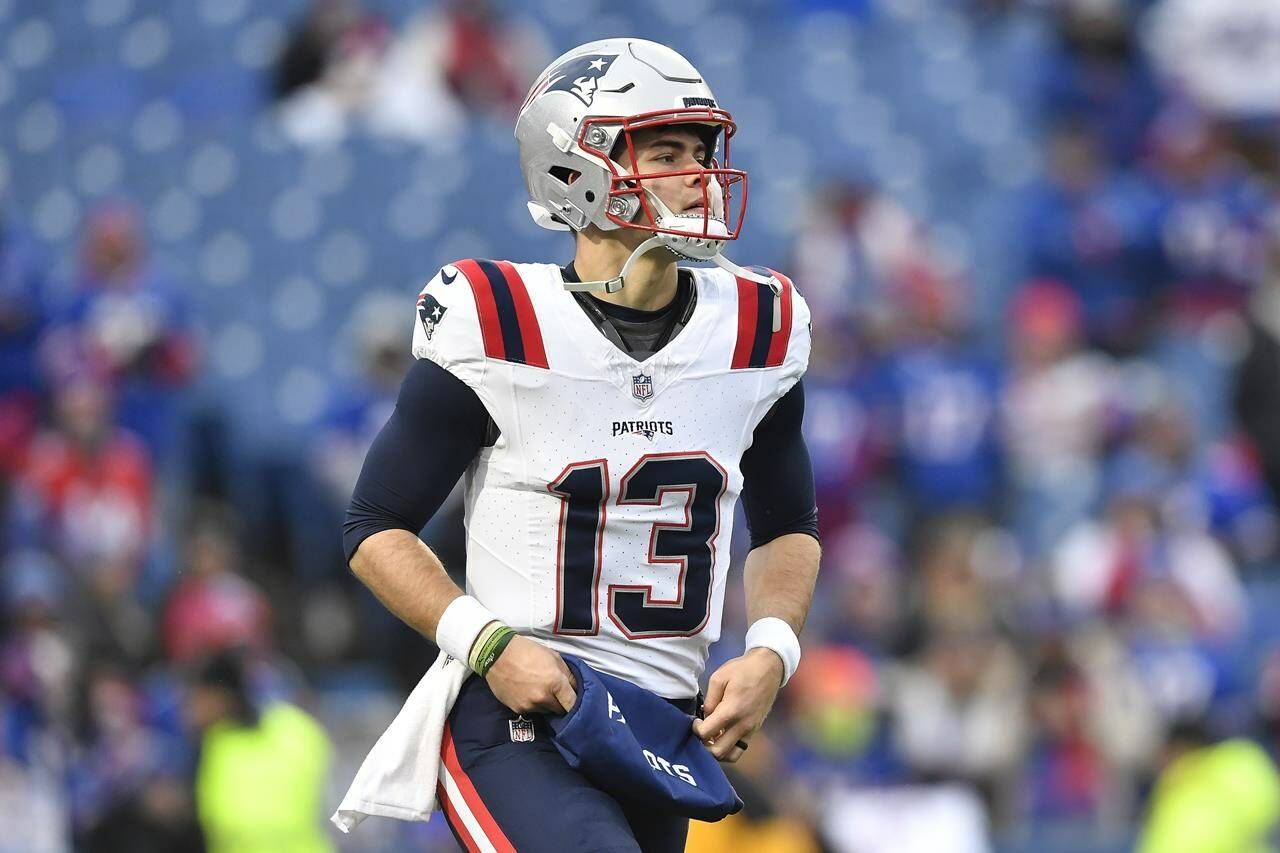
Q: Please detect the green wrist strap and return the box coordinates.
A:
[473,626,517,677]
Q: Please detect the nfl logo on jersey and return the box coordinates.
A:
[632,373,653,402]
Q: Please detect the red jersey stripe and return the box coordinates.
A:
[496,260,549,369]
[764,269,794,367]
[731,275,759,369]
[453,259,505,362]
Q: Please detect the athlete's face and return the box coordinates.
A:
[617,126,714,219]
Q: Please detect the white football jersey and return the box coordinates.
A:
[411,259,811,697]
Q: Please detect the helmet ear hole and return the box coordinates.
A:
[548,166,581,186]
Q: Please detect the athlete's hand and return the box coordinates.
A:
[484,636,578,715]
[691,647,784,763]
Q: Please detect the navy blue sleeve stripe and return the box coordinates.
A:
[476,259,527,365]
[747,282,774,368]
[342,357,490,563]
[740,380,820,550]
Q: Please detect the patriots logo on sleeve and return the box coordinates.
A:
[417,292,448,341]
[525,54,618,108]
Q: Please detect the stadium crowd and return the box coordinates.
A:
[3,0,1280,851]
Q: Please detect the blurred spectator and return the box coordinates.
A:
[0,208,49,476]
[1142,105,1271,316]
[874,276,1004,519]
[812,524,906,658]
[1041,0,1161,164]
[888,625,1027,826]
[70,659,198,850]
[1234,214,1280,510]
[275,0,392,145]
[792,182,955,344]
[1111,378,1274,566]
[0,549,74,853]
[1020,623,1168,834]
[801,364,886,536]
[439,0,532,114]
[43,202,196,468]
[1024,122,1164,353]
[162,511,271,665]
[274,0,368,100]
[365,0,548,144]
[1062,623,1164,825]
[1138,720,1280,853]
[903,513,1016,643]
[1023,656,1104,826]
[312,296,409,508]
[781,644,901,790]
[16,375,154,658]
[1053,453,1247,640]
[188,650,333,853]
[1001,279,1115,555]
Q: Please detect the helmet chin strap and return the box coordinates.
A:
[565,181,783,331]
[564,240,784,333]
[561,235,669,294]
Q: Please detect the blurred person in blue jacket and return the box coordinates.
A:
[1142,105,1273,317]
[42,202,197,468]
[1025,122,1164,353]
[874,272,1004,521]
[1039,0,1162,165]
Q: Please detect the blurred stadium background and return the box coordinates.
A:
[4,0,1280,850]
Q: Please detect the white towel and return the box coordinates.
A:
[331,651,470,833]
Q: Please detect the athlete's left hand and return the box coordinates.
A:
[691,647,784,763]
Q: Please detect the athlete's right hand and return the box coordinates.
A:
[484,636,578,715]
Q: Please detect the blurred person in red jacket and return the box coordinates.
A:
[19,374,153,650]
[163,510,271,665]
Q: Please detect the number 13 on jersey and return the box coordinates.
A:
[548,452,727,640]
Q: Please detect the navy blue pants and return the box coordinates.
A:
[438,676,693,852]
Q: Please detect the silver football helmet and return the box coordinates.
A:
[515,38,776,295]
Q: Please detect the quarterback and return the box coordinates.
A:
[344,38,820,851]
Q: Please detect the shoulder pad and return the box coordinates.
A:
[730,267,810,376]
[412,260,550,377]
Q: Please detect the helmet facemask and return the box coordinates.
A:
[578,108,747,262]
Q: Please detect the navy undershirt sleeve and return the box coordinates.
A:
[342,357,490,563]
[739,380,820,550]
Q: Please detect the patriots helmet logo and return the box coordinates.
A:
[527,54,618,108]
[417,292,448,341]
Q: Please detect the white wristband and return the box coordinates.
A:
[744,617,801,686]
[435,595,500,666]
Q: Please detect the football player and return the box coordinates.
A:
[344,38,820,852]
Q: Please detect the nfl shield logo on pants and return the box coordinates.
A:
[632,373,653,402]
[509,716,535,743]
